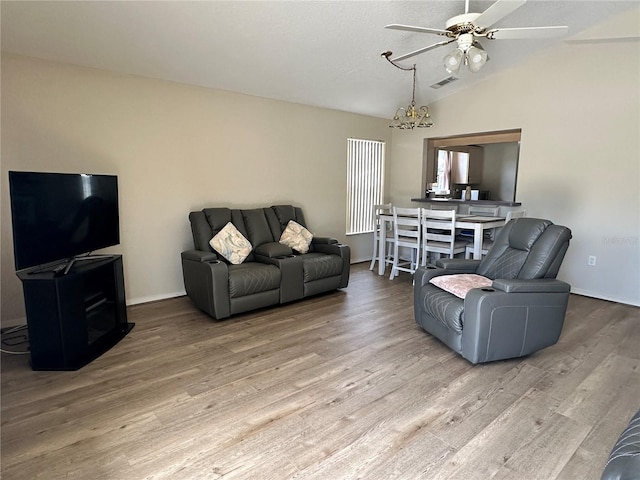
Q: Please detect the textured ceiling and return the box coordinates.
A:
[1,1,637,119]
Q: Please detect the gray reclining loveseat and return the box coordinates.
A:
[414,217,572,364]
[181,204,350,319]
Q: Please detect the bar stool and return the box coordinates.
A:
[389,207,422,280]
[422,209,467,265]
[369,203,393,272]
[465,209,527,258]
[457,205,500,242]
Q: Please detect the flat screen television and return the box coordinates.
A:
[9,171,120,271]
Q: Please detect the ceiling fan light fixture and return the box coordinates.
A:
[384,0,569,76]
[466,44,488,72]
[443,48,464,74]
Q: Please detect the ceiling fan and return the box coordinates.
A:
[384,0,568,74]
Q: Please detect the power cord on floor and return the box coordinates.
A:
[1,325,30,355]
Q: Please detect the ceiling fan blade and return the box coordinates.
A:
[565,36,640,45]
[474,0,527,30]
[486,25,569,40]
[390,39,456,62]
[385,24,450,36]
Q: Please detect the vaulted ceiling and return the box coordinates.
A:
[2,1,637,119]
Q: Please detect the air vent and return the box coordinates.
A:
[430,76,458,89]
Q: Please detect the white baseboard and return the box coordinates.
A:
[571,288,639,307]
[127,290,186,306]
[351,256,371,264]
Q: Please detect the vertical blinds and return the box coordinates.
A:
[346,138,385,235]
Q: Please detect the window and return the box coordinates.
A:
[346,138,385,235]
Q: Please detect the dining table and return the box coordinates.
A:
[377,214,506,275]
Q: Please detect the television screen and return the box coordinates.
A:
[9,171,120,271]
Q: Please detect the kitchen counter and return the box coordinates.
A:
[411,198,522,207]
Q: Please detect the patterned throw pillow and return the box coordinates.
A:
[279,220,313,254]
[429,274,492,299]
[209,222,252,265]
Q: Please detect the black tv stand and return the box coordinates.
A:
[17,255,134,370]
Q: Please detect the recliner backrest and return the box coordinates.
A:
[190,205,309,261]
[476,218,572,280]
[197,207,256,262]
[190,208,237,252]
[271,205,308,231]
[240,208,277,248]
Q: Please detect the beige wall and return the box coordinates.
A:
[389,8,640,305]
[1,54,391,324]
[2,7,638,326]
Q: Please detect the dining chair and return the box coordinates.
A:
[458,205,500,241]
[465,208,527,259]
[369,203,393,272]
[421,209,467,266]
[429,204,458,212]
[468,205,500,216]
[389,207,422,280]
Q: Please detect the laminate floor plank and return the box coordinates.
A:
[2,263,638,480]
[490,411,591,480]
[556,445,605,480]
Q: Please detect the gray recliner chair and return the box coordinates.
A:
[414,218,572,364]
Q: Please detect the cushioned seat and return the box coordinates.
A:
[302,253,344,282]
[419,284,465,333]
[228,263,280,298]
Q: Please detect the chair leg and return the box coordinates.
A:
[369,238,377,270]
[389,244,398,280]
[384,241,393,272]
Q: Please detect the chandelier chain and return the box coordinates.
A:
[381,51,433,130]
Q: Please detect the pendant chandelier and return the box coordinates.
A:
[382,51,434,130]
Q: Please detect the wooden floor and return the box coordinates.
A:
[2,263,639,480]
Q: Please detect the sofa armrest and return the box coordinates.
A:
[492,278,571,294]
[312,236,338,245]
[181,254,230,319]
[414,261,481,288]
[312,242,347,256]
[436,258,482,272]
[415,266,446,288]
[254,242,293,258]
[181,249,218,263]
[461,284,570,363]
